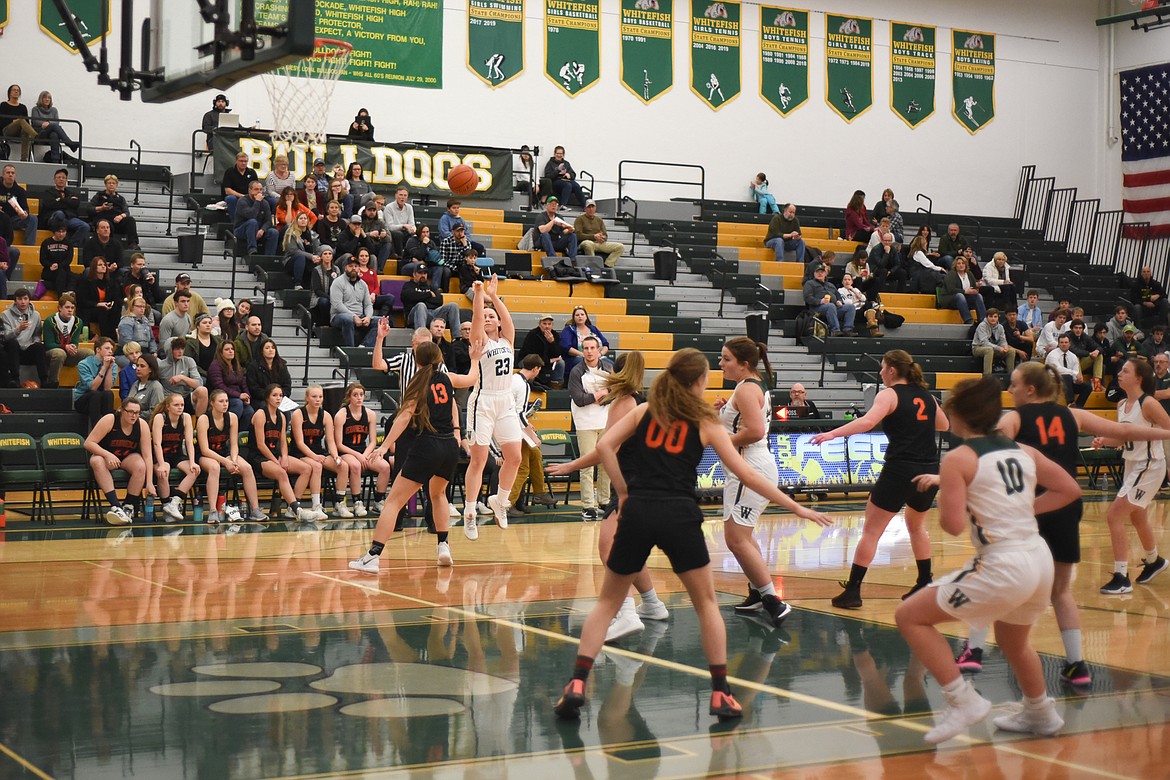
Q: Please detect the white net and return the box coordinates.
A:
[260,39,352,146]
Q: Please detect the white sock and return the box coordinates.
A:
[311,493,321,506]
[941,677,966,695]
[757,581,776,597]
[620,596,637,616]
[638,587,660,605]
[1023,694,1049,708]
[967,626,990,651]
[1060,629,1083,664]
[1115,561,1129,577]
[1145,547,1159,562]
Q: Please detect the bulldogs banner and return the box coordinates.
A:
[621,0,674,104]
[825,14,872,122]
[545,0,601,96]
[468,1,525,88]
[213,133,515,201]
[760,6,809,117]
[890,21,935,127]
[690,0,741,110]
[952,29,995,133]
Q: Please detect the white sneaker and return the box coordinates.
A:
[374,499,385,514]
[105,505,133,526]
[353,501,368,518]
[334,501,354,519]
[476,501,492,516]
[924,681,992,744]
[349,552,380,574]
[437,541,453,567]
[311,504,329,521]
[993,698,1064,736]
[463,508,479,541]
[206,511,222,525]
[605,606,645,643]
[162,497,183,523]
[449,504,461,518]
[488,494,510,529]
[295,506,318,522]
[636,600,670,621]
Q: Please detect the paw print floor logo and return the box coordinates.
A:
[151,661,518,717]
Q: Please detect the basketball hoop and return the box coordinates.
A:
[261,38,353,146]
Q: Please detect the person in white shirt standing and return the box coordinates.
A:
[382,186,416,259]
[568,335,613,520]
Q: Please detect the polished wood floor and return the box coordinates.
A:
[0,495,1167,779]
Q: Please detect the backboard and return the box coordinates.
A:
[142,0,315,103]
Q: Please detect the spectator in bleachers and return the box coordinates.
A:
[348,108,375,141]
[749,172,779,214]
[569,335,613,520]
[161,272,208,320]
[913,224,947,269]
[246,339,291,402]
[234,180,278,257]
[941,256,986,325]
[535,196,578,264]
[336,214,376,260]
[208,340,253,424]
[201,94,230,147]
[116,342,141,396]
[1035,307,1071,357]
[213,298,238,340]
[1,86,39,162]
[1106,304,1143,343]
[184,313,220,379]
[839,272,883,336]
[320,177,352,220]
[1046,334,1092,408]
[1091,323,1117,380]
[866,218,895,253]
[1141,324,1170,360]
[234,292,252,327]
[439,200,486,256]
[844,190,875,244]
[971,308,1015,376]
[428,317,454,366]
[787,383,821,418]
[960,247,984,283]
[125,353,164,416]
[402,264,461,331]
[45,168,89,247]
[118,293,159,362]
[345,162,371,202]
[402,223,439,276]
[450,319,474,376]
[764,202,806,262]
[159,337,207,416]
[518,314,565,389]
[77,256,118,338]
[0,163,37,246]
[265,156,297,206]
[73,336,116,425]
[871,188,895,222]
[560,305,610,375]
[329,253,378,348]
[1017,289,1044,335]
[1002,309,1033,362]
[158,290,192,357]
[221,151,258,220]
[275,186,316,237]
[908,233,945,294]
[82,219,123,270]
[302,158,330,214]
[936,223,968,268]
[0,212,18,289]
[869,232,907,295]
[1112,323,1142,373]
[575,199,626,268]
[543,146,587,208]
[91,175,140,250]
[980,251,1017,311]
[1129,266,1169,328]
[310,246,339,323]
[234,314,269,370]
[84,395,151,526]
[383,186,416,260]
[845,247,880,301]
[31,91,77,161]
[313,198,346,247]
[0,287,48,387]
[282,210,322,290]
[117,253,164,318]
[44,292,91,389]
[39,221,76,297]
[359,200,393,268]
[804,264,856,336]
[439,224,476,288]
[354,247,393,317]
[1068,318,1105,392]
[885,199,905,243]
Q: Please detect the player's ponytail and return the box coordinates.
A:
[602,351,645,405]
[1013,361,1061,403]
[883,349,927,388]
[723,337,775,389]
[401,341,443,433]
[649,348,717,426]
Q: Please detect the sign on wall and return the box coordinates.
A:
[690,0,741,110]
[952,29,995,133]
[890,21,935,128]
[468,1,524,88]
[307,0,443,88]
[38,0,111,53]
[620,0,674,104]
[696,432,890,490]
[759,6,809,117]
[545,0,601,96]
[825,14,872,122]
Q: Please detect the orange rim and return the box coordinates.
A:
[311,38,353,58]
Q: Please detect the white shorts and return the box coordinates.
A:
[1118,458,1165,509]
[467,391,522,446]
[722,448,779,527]
[932,536,1054,631]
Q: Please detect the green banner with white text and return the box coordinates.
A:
[825,14,872,122]
[890,21,935,127]
[310,0,444,88]
[620,0,674,104]
[545,0,601,96]
[760,6,808,116]
[468,1,524,88]
[690,0,741,110]
[952,29,995,133]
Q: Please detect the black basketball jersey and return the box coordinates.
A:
[881,384,939,464]
[101,413,141,460]
[258,408,284,457]
[204,413,231,456]
[615,394,648,480]
[621,410,705,498]
[417,372,456,437]
[1014,402,1079,477]
[341,406,372,449]
[299,406,327,454]
[159,414,185,460]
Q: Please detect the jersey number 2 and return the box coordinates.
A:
[645,419,688,454]
[913,397,929,421]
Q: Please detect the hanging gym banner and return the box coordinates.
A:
[890,21,935,128]
[38,0,111,53]
[952,29,995,133]
[313,0,444,88]
[759,6,809,117]
[620,0,674,104]
[468,1,524,88]
[213,132,515,200]
[825,14,872,122]
[545,0,601,96]
[690,0,741,110]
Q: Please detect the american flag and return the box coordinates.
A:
[1121,63,1170,237]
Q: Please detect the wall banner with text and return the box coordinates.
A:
[890,21,935,127]
[468,1,524,88]
[825,14,872,122]
[760,6,809,117]
[545,0,601,96]
[690,0,741,110]
[620,0,674,104]
[952,29,995,133]
[310,0,444,88]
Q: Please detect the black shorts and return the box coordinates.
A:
[163,450,187,470]
[1036,499,1082,564]
[607,495,710,576]
[399,436,459,485]
[869,460,938,514]
[245,451,269,476]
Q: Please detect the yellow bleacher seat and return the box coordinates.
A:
[445,293,628,316]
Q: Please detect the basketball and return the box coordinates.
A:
[447,164,479,197]
[21,380,39,389]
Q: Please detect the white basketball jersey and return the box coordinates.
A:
[719,378,770,455]
[963,437,1040,551]
[475,336,515,395]
[1118,395,1164,463]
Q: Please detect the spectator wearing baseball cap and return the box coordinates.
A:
[310,245,341,324]
[336,212,377,261]
[574,200,626,269]
[303,158,331,212]
[517,313,565,389]
[328,252,379,347]
[162,271,210,320]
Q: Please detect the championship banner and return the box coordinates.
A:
[545,0,601,96]
[890,21,935,127]
[310,0,444,88]
[620,0,674,104]
[690,0,741,110]
[952,29,995,133]
[760,6,809,117]
[468,1,524,88]
[38,0,111,53]
[0,2,8,30]
[825,14,872,122]
[214,133,515,201]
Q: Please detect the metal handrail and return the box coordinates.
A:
[617,160,705,205]
[618,195,638,254]
[578,169,596,200]
[129,139,142,205]
[294,304,314,384]
[915,193,933,223]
